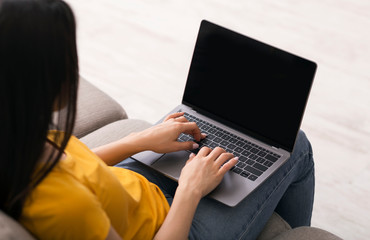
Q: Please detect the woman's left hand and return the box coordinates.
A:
[135,112,206,153]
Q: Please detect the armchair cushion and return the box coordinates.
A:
[272,226,342,240]
[0,211,35,240]
[257,212,291,240]
[80,119,152,149]
[72,77,128,138]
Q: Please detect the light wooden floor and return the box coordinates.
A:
[66,0,370,239]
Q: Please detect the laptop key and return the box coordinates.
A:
[215,131,223,137]
[234,147,243,153]
[236,140,245,147]
[232,167,242,174]
[209,142,218,149]
[227,143,237,150]
[239,156,248,162]
[236,162,246,168]
[178,135,186,142]
[240,171,250,178]
[222,135,231,141]
[246,159,255,165]
[256,157,265,164]
[179,134,191,142]
[214,137,222,143]
[248,175,258,181]
[250,147,259,154]
[244,145,252,151]
[201,138,212,144]
[244,166,263,176]
[241,150,251,157]
[253,162,268,172]
[263,161,273,167]
[207,134,216,140]
[257,151,267,157]
[266,154,279,162]
[232,152,241,157]
[209,128,216,134]
[229,138,237,143]
[249,154,258,160]
[202,125,210,131]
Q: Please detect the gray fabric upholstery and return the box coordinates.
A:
[272,227,343,240]
[72,77,128,138]
[81,119,152,149]
[0,211,35,240]
[257,212,291,240]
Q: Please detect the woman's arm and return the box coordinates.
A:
[92,132,147,166]
[154,148,238,240]
[154,184,200,240]
[92,112,205,166]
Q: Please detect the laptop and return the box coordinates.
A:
[132,20,317,206]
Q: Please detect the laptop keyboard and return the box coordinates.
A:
[177,112,281,181]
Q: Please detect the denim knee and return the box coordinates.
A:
[292,130,315,182]
[295,130,313,159]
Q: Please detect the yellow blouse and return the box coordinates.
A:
[20,134,170,240]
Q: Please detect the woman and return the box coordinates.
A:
[0,0,315,239]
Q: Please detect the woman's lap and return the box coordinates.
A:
[115,130,315,240]
[115,157,179,205]
[188,131,314,239]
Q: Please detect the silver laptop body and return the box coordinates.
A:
[132,20,317,207]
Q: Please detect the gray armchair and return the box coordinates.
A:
[0,77,341,240]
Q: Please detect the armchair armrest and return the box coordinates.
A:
[73,77,128,138]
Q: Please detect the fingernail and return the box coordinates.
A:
[234,157,239,161]
[193,143,199,149]
[189,153,196,158]
[201,133,207,137]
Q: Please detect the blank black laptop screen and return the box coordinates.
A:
[182,20,316,152]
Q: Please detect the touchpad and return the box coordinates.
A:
[131,151,164,165]
[151,151,190,180]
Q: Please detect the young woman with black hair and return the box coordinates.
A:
[0,0,315,239]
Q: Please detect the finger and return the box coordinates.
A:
[185,152,197,165]
[181,122,202,141]
[197,146,212,157]
[187,152,196,161]
[174,116,189,123]
[219,157,239,175]
[215,152,235,168]
[207,147,226,160]
[164,112,184,122]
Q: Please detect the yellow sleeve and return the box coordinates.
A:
[21,172,111,240]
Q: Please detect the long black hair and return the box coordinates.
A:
[0,0,79,219]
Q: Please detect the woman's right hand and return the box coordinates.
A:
[154,147,238,240]
[177,147,238,200]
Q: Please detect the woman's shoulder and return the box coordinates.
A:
[24,166,99,213]
[20,168,111,240]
